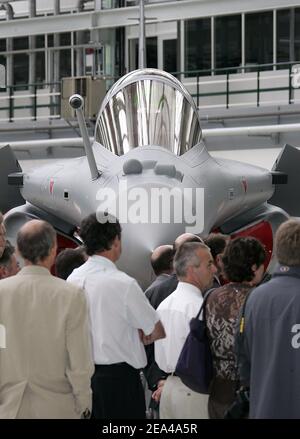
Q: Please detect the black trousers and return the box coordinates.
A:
[208,376,237,419]
[91,363,146,419]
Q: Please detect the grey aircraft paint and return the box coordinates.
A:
[2,69,296,288]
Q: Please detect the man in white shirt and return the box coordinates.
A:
[155,242,217,419]
[68,213,165,419]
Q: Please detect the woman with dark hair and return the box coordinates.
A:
[206,237,266,419]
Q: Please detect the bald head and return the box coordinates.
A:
[174,233,203,251]
[151,244,174,276]
[17,220,57,265]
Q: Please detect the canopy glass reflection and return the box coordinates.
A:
[95,69,202,156]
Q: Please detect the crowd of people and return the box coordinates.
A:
[0,211,300,419]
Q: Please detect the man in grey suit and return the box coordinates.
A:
[145,245,174,298]
[0,220,94,419]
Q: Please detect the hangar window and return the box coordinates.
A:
[184,18,211,77]
[245,11,273,70]
[277,8,300,66]
[128,37,158,71]
[13,37,29,90]
[215,14,241,72]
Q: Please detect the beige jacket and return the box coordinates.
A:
[0,266,94,419]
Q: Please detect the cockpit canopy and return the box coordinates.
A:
[95,69,202,156]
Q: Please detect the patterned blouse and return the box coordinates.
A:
[206,283,251,381]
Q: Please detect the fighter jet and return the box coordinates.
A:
[1,68,298,288]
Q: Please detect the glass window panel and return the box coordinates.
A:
[245,11,273,71]
[163,39,177,74]
[36,35,45,49]
[60,50,71,78]
[59,33,71,78]
[277,9,290,65]
[0,56,5,72]
[75,30,90,45]
[36,35,45,84]
[146,37,158,68]
[48,34,54,47]
[13,37,29,89]
[115,27,125,77]
[0,40,6,78]
[215,14,241,72]
[36,53,45,84]
[128,38,138,71]
[102,0,125,8]
[0,39,6,52]
[13,54,29,88]
[13,37,28,51]
[128,37,157,71]
[277,8,300,65]
[60,33,71,46]
[184,18,211,77]
[295,9,300,62]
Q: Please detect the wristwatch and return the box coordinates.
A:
[81,408,91,419]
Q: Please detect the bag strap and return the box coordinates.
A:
[195,288,215,321]
[233,287,254,386]
[238,287,253,337]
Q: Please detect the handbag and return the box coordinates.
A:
[175,289,214,394]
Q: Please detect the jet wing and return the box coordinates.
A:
[0,145,25,214]
[269,144,300,217]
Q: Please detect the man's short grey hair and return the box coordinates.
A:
[17,221,56,264]
[0,240,15,268]
[275,219,300,266]
[174,242,209,278]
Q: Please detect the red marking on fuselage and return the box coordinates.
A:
[241,178,248,193]
[49,178,54,195]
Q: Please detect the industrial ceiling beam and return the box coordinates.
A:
[0,0,300,38]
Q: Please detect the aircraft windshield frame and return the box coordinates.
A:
[94,70,202,156]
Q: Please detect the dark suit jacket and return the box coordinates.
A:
[145,273,178,310]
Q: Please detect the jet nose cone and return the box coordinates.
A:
[117,221,185,289]
[96,177,204,288]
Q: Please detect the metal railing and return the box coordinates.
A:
[0,81,61,122]
[171,61,300,110]
[1,61,300,122]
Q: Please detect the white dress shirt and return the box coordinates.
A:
[155,281,203,373]
[68,255,159,369]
